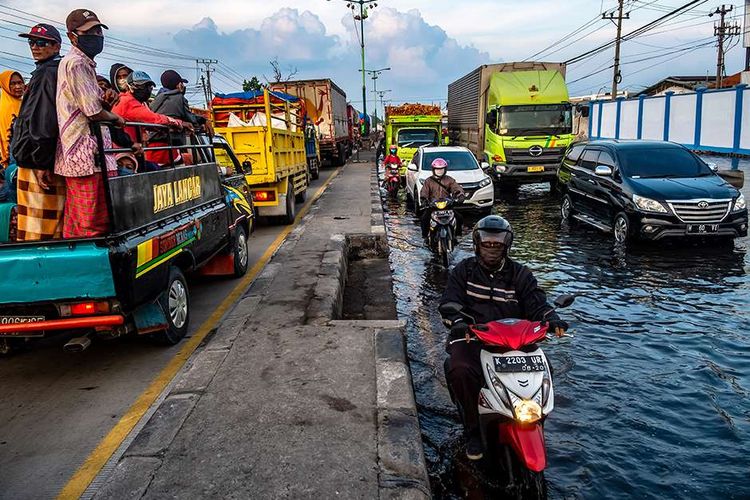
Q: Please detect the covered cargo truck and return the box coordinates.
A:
[211,89,309,225]
[385,103,442,177]
[270,79,351,166]
[447,62,573,188]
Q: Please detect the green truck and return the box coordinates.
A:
[447,62,573,189]
[385,104,442,176]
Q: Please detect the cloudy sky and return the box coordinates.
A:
[0,0,746,113]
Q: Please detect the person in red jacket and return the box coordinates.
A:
[383,145,401,169]
[111,70,189,167]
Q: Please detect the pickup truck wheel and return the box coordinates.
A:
[280,181,296,225]
[154,267,190,345]
[233,225,249,277]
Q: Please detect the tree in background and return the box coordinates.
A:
[242,76,262,92]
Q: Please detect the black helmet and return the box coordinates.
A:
[472,215,513,269]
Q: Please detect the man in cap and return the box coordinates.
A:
[11,23,66,240]
[112,70,187,166]
[56,8,125,238]
[150,69,207,147]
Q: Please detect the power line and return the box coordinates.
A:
[566,0,710,65]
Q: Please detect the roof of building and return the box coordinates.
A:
[635,76,716,96]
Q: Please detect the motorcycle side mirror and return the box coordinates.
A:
[438,302,463,316]
[553,294,576,309]
[408,163,418,172]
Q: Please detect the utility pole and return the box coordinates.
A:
[372,89,391,130]
[360,67,390,128]
[603,0,629,100]
[328,0,379,135]
[711,5,741,88]
[200,75,209,109]
[197,58,218,107]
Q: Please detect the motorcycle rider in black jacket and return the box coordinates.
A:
[440,215,569,460]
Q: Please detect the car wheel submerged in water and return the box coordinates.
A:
[560,194,574,222]
[613,212,631,244]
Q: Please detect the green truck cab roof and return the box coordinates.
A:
[488,70,569,107]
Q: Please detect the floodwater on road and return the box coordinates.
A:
[381,156,750,499]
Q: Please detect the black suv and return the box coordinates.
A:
[557,140,747,243]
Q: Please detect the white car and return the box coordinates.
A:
[405,146,494,213]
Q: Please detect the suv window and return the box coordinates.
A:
[565,144,585,163]
[580,149,600,171]
[597,151,615,167]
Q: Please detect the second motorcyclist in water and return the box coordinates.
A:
[419,157,465,244]
[439,215,569,460]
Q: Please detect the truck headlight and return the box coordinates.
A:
[513,399,542,423]
[479,177,492,188]
[633,194,667,213]
[494,164,506,173]
[733,193,746,212]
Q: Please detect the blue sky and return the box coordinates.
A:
[1,0,746,113]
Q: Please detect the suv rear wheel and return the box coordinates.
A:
[561,194,575,221]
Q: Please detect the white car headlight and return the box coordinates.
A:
[479,176,492,188]
[633,194,668,213]
[733,193,746,211]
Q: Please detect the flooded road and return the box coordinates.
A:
[381,157,750,499]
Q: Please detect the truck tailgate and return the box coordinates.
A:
[0,241,116,305]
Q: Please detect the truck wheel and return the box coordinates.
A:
[311,160,320,180]
[295,188,307,203]
[154,267,190,345]
[336,144,346,166]
[233,225,249,277]
[280,181,296,225]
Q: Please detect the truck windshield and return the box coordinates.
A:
[397,129,439,148]
[619,147,714,179]
[494,104,572,135]
[422,151,478,171]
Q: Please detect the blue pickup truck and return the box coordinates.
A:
[0,124,254,354]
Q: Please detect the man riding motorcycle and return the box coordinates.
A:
[420,157,465,243]
[439,215,569,460]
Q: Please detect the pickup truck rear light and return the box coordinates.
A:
[59,301,111,317]
[252,190,276,202]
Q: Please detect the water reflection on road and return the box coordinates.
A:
[382,157,750,499]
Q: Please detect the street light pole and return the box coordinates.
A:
[328,0,379,135]
[360,67,390,130]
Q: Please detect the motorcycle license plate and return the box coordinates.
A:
[686,224,718,234]
[433,210,452,216]
[493,355,545,373]
[527,166,545,173]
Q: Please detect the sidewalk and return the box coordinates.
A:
[91,156,429,499]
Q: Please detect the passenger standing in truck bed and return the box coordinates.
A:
[11,23,65,241]
[56,9,124,238]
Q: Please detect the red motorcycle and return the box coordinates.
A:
[440,294,575,498]
[384,164,401,196]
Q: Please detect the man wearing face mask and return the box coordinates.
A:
[149,70,206,151]
[109,63,132,94]
[439,215,569,461]
[56,9,125,238]
[112,70,186,167]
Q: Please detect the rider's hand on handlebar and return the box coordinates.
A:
[546,319,569,337]
[450,322,469,339]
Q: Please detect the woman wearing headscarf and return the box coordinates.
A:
[0,70,25,169]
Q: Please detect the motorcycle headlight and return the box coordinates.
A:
[633,194,668,213]
[479,176,492,188]
[435,201,448,210]
[733,193,746,212]
[513,399,542,424]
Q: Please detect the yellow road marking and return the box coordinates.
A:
[58,167,342,499]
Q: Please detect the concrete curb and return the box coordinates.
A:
[370,166,431,500]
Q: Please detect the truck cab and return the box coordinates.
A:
[385,105,442,177]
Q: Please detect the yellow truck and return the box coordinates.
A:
[385,103,442,177]
[211,88,309,224]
